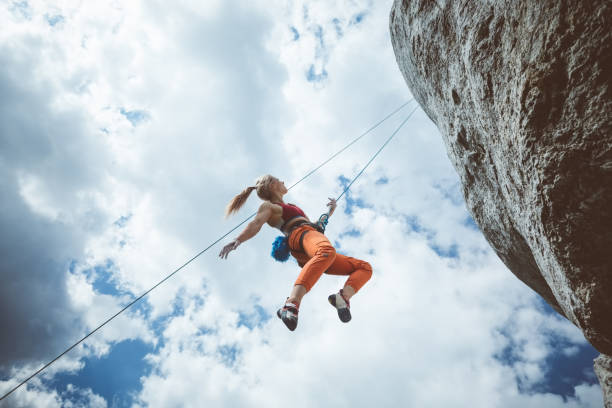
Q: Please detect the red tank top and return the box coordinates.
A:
[274,202,306,225]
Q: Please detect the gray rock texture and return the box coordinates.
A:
[390,0,611,402]
[596,355,612,408]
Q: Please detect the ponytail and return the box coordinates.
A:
[225,186,257,218]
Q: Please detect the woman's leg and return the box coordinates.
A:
[287,284,307,305]
[278,228,337,331]
[325,253,372,323]
[325,253,373,300]
[288,229,336,304]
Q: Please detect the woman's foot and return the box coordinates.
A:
[277,301,299,331]
[328,289,351,323]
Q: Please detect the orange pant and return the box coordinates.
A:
[288,225,372,293]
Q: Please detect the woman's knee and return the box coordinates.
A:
[316,244,336,262]
[361,261,373,279]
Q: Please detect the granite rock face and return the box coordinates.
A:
[390,0,611,402]
[596,355,612,407]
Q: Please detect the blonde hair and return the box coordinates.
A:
[225,174,276,217]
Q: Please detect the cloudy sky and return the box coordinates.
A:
[0,0,603,407]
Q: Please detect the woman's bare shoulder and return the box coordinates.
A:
[259,201,282,213]
[260,201,283,228]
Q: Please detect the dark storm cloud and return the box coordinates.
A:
[0,46,109,373]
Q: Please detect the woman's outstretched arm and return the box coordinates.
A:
[219,203,273,259]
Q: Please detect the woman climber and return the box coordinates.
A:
[218,174,373,331]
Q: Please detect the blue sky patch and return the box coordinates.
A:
[313,25,324,53]
[217,345,240,367]
[170,290,187,317]
[337,175,371,214]
[343,194,368,214]
[332,18,343,38]
[299,21,330,86]
[48,339,153,407]
[404,215,423,233]
[429,243,459,259]
[311,25,329,77]
[350,11,367,25]
[496,338,600,399]
[10,1,32,20]
[46,14,64,27]
[375,176,389,185]
[340,228,361,238]
[114,214,132,228]
[433,181,464,206]
[59,385,99,406]
[536,298,600,396]
[536,297,563,317]
[119,108,150,126]
[148,315,170,346]
[463,216,479,231]
[86,259,123,297]
[84,260,155,324]
[289,26,299,41]
[238,304,271,330]
[495,300,600,399]
[536,339,599,399]
[306,65,328,83]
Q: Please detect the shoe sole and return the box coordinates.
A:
[277,308,298,331]
[328,295,352,323]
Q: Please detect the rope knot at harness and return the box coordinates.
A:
[270,213,329,262]
[316,213,329,232]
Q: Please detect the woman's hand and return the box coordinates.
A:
[218,204,272,260]
[219,239,241,259]
[327,197,337,216]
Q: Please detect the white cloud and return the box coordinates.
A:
[0,378,107,408]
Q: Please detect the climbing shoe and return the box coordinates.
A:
[328,289,351,323]
[277,301,299,331]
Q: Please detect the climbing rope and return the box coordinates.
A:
[337,105,418,202]
[0,99,417,402]
[287,100,414,190]
[315,104,419,231]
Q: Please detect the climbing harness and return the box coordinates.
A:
[0,100,418,403]
[270,213,329,261]
[270,217,326,262]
